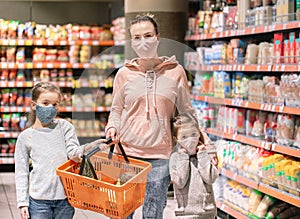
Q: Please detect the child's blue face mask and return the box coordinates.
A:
[35,104,58,124]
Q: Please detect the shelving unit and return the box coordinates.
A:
[186,1,300,218]
[0,35,121,167]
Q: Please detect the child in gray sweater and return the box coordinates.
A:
[169,115,219,219]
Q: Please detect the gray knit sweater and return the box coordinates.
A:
[169,149,219,218]
[14,119,84,208]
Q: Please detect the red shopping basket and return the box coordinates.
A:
[56,142,152,219]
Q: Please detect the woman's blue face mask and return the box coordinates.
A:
[35,103,58,124]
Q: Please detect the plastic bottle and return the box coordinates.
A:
[248,189,263,214]
[254,194,276,218]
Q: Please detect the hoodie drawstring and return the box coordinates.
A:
[145,70,157,113]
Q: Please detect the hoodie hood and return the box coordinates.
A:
[124,56,179,113]
[124,55,178,74]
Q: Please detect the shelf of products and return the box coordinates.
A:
[191,94,300,116]
[206,128,300,157]
[185,20,300,41]
[186,0,300,218]
[216,201,250,219]
[220,167,300,208]
[0,17,126,165]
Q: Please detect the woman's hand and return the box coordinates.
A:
[19,206,30,219]
[106,127,119,144]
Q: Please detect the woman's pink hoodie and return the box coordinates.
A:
[106,56,213,159]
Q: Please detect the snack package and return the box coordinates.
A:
[276,114,295,146]
[254,194,276,218]
[248,189,263,214]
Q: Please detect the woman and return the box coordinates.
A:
[105,14,217,219]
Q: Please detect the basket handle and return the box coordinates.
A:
[108,142,130,163]
[79,138,113,179]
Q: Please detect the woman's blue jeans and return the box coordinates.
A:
[29,196,74,219]
[126,158,170,219]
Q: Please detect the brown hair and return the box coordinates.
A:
[26,82,62,127]
[129,13,159,36]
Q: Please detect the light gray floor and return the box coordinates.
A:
[0,172,177,219]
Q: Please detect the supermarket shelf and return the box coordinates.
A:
[0,131,105,139]
[0,157,14,164]
[221,168,300,208]
[187,63,299,72]
[0,132,19,138]
[207,128,272,150]
[191,95,300,116]
[207,128,300,158]
[258,182,300,208]
[0,81,73,88]
[0,62,117,69]
[216,201,249,219]
[221,168,259,190]
[0,39,114,47]
[185,20,300,41]
[1,106,111,113]
[221,168,258,189]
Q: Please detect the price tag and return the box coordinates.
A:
[16,82,23,87]
[36,40,43,45]
[212,33,216,39]
[60,40,67,46]
[242,65,245,71]
[85,107,92,112]
[47,63,53,68]
[92,40,98,46]
[36,63,43,68]
[260,104,265,110]
[68,106,73,112]
[60,63,67,68]
[2,39,8,45]
[271,105,276,112]
[82,40,89,45]
[0,81,6,87]
[225,31,229,37]
[279,106,284,113]
[268,65,272,71]
[275,65,280,71]
[8,63,15,68]
[18,39,25,45]
[257,65,261,72]
[8,81,14,87]
[18,63,25,69]
[83,63,90,69]
[232,134,237,141]
[73,63,79,68]
[59,81,65,87]
[48,41,54,46]
[245,101,249,108]
[281,65,285,72]
[9,39,16,45]
[251,28,255,34]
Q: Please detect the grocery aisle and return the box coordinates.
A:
[0,172,177,219]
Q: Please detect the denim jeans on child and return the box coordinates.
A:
[126,158,170,219]
[29,196,74,219]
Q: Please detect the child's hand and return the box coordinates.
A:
[19,206,30,219]
[84,139,112,152]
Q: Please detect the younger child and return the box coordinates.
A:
[15,82,110,219]
[169,115,219,219]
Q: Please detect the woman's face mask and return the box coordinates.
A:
[35,104,58,124]
[131,36,159,58]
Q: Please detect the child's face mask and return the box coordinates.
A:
[177,137,199,155]
[131,36,159,58]
[35,103,58,124]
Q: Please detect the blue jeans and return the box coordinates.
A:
[29,196,75,219]
[126,158,170,219]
